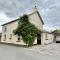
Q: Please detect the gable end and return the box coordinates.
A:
[37,11,44,25]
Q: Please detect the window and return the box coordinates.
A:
[4,26,7,32]
[5,27,7,31]
[9,34,12,40]
[4,34,6,41]
[45,33,48,40]
[16,35,20,42]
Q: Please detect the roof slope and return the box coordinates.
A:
[52,29,60,34]
[2,11,44,26]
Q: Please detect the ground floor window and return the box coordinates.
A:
[16,35,20,42]
[4,34,6,41]
[45,33,48,40]
[9,34,12,40]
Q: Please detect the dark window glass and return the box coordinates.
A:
[16,35,20,42]
[4,26,7,32]
[45,33,48,40]
[9,34,12,40]
[4,34,6,41]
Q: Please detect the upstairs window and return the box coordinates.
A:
[4,26,7,32]
[5,27,7,31]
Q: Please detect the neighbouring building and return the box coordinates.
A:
[1,7,45,45]
[52,29,60,43]
[41,31,54,45]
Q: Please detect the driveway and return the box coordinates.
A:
[0,43,60,60]
[29,43,60,56]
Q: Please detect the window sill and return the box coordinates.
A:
[16,40,20,42]
[46,39,48,40]
[3,40,6,41]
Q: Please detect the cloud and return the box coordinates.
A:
[0,12,11,25]
[39,0,60,31]
[0,11,11,32]
[0,0,60,31]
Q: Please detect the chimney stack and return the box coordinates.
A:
[33,6,38,12]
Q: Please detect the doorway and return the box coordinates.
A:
[37,34,41,44]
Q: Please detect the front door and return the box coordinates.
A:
[37,34,41,44]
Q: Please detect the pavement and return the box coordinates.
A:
[0,43,60,60]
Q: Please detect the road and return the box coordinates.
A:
[0,44,60,60]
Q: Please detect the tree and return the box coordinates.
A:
[13,15,40,46]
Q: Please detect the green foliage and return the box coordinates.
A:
[52,29,60,33]
[13,15,39,46]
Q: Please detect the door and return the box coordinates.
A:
[56,36,60,43]
[37,34,41,44]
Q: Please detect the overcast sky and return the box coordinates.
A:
[0,0,60,32]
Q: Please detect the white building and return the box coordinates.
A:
[52,30,60,43]
[41,31,54,45]
[1,8,44,45]
[1,8,54,45]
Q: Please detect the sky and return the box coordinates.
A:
[0,0,60,32]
